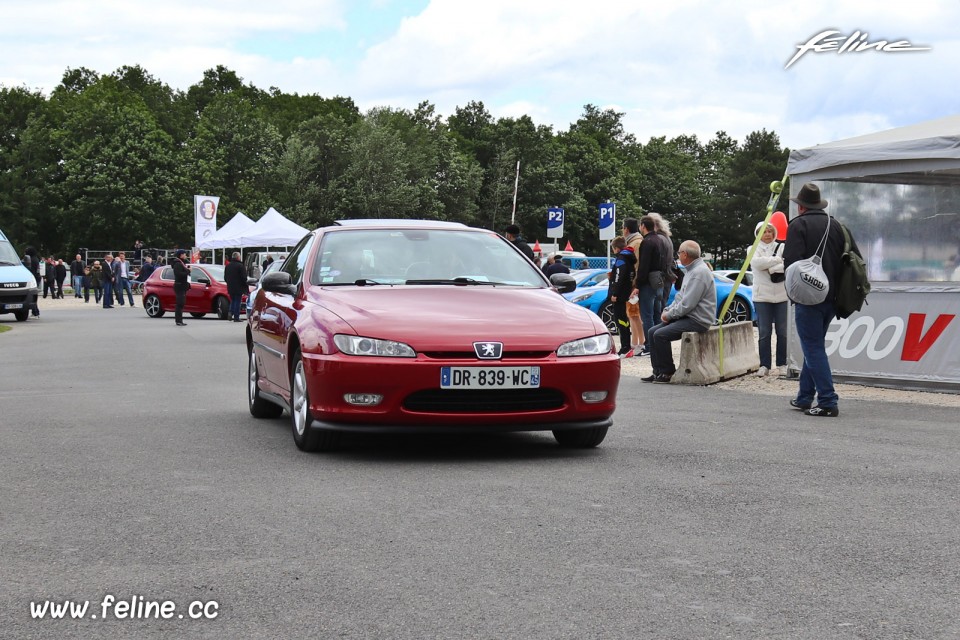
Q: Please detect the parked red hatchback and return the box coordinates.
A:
[246,220,620,452]
[143,264,247,320]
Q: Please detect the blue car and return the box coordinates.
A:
[564,269,755,335]
[667,271,756,324]
[568,268,610,289]
[563,274,617,334]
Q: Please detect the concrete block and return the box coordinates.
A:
[672,321,760,385]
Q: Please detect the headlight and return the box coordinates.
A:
[570,292,594,303]
[334,334,416,357]
[557,334,612,357]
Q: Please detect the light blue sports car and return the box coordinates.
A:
[564,268,755,335]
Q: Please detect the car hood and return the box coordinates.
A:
[309,286,605,350]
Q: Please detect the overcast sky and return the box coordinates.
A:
[1,0,957,150]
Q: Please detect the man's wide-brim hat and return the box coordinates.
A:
[175,249,187,257]
[790,182,828,209]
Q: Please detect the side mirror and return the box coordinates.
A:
[550,273,577,294]
[195,277,211,286]
[261,270,297,296]
[247,277,258,286]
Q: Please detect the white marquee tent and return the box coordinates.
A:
[237,207,310,248]
[197,211,255,250]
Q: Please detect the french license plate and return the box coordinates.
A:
[441,366,541,389]
[4,303,23,310]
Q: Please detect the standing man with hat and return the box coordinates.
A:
[171,249,192,326]
[783,183,861,417]
[504,224,535,261]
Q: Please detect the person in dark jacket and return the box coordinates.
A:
[783,182,862,418]
[224,251,248,322]
[171,249,192,326]
[542,254,570,276]
[137,255,157,282]
[504,224,535,261]
[54,259,67,298]
[87,261,104,303]
[23,247,41,316]
[43,258,57,298]
[100,254,116,308]
[630,216,666,353]
[70,254,86,298]
[608,236,637,357]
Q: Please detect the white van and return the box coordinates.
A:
[244,251,288,279]
[0,229,39,321]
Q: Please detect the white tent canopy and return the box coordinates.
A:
[197,211,256,249]
[238,207,310,247]
[787,114,960,181]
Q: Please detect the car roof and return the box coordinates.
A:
[334,219,468,229]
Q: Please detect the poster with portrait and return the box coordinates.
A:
[194,195,220,247]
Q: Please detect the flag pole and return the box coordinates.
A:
[510,161,520,224]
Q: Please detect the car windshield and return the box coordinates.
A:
[0,240,22,265]
[311,228,548,287]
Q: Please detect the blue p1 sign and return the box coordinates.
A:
[598,202,616,240]
[547,207,564,238]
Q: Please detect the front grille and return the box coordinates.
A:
[420,351,554,360]
[0,293,28,303]
[403,388,565,413]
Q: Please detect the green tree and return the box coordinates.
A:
[0,87,49,247]
[56,77,183,249]
[711,130,789,266]
[184,92,284,221]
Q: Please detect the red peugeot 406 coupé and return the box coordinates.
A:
[246,220,619,452]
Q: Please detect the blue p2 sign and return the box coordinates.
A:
[547,207,564,238]
[598,202,616,240]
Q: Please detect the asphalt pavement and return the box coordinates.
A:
[2,302,959,639]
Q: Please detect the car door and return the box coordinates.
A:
[155,266,176,309]
[256,235,315,393]
[186,266,211,312]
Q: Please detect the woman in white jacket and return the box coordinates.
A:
[750,222,788,376]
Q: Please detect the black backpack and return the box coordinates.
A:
[834,224,870,319]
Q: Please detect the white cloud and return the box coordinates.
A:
[1,0,957,150]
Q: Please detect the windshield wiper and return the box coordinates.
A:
[0,260,20,266]
[354,278,387,286]
[405,277,513,286]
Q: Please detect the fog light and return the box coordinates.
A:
[581,391,608,403]
[344,393,383,406]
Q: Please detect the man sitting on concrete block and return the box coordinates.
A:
[642,240,717,383]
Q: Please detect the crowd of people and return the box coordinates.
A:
[19,241,161,317]
[18,243,256,327]
[506,188,859,417]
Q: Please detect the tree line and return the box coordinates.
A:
[0,64,790,266]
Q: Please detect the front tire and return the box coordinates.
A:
[599,301,617,335]
[15,308,29,321]
[190,312,206,319]
[553,426,608,448]
[291,349,340,452]
[216,296,230,320]
[249,349,283,418]
[720,296,751,324]
[144,294,165,318]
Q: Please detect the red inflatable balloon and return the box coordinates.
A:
[770,210,788,241]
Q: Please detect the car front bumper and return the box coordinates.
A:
[301,351,620,430]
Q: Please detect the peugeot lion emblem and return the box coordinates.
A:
[473,341,503,360]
